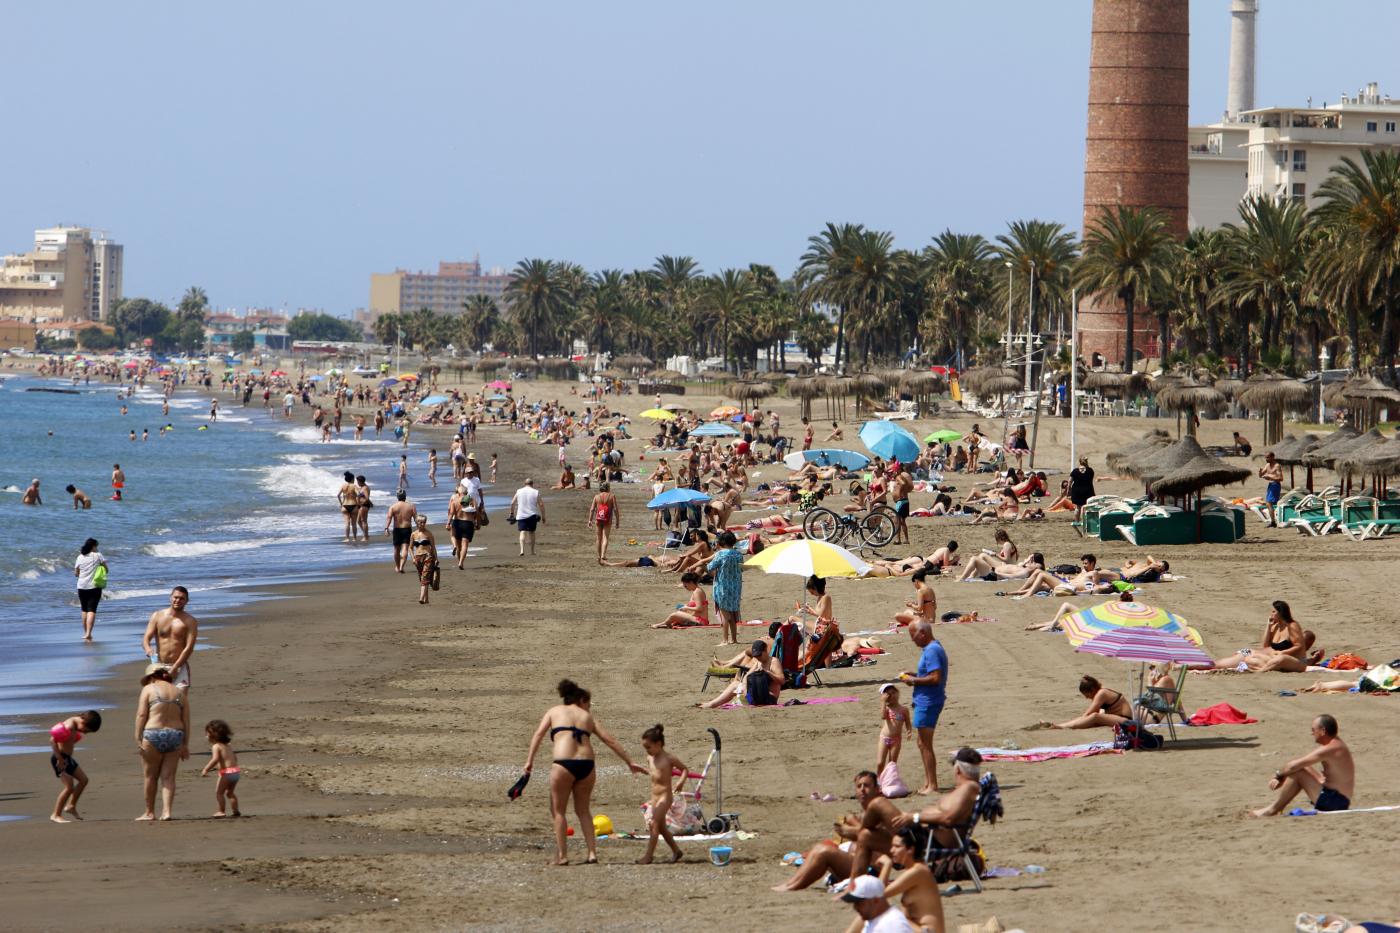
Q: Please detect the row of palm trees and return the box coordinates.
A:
[378,150,1400,381]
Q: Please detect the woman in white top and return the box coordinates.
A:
[510,478,545,557]
[74,538,108,641]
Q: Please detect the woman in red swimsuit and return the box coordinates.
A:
[651,572,711,628]
[589,483,620,565]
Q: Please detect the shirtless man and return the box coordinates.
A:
[890,465,914,546]
[384,490,418,572]
[21,478,42,505]
[892,746,983,846]
[111,464,125,501]
[772,771,901,892]
[141,586,198,694]
[65,484,91,509]
[1250,714,1355,817]
[894,568,937,627]
[1259,451,1285,527]
[956,551,1042,583]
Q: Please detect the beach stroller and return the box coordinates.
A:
[641,728,740,835]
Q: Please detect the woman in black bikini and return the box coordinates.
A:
[1036,675,1133,730]
[523,679,645,865]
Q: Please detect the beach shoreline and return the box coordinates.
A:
[2,370,1399,931]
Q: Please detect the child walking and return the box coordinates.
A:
[638,724,686,864]
[490,453,499,484]
[200,719,242,817]
[876,684,912,774]
[49,710,102,823]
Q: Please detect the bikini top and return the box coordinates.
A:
[150,689,183,709]
[550,725,590,742]
[1271,639,1294,651]
[50,722,82,745]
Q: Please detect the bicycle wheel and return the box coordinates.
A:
[859,509,897,548]
[802,507,844,543]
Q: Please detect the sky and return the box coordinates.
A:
[4,0,1399,315]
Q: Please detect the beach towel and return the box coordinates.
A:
[719,696,859,710]
[1188,703,1258,726]
[976,742,1122,762]
[1322,653,1369,671]
[1287,804,1400,817]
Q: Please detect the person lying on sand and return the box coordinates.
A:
[955,551,1043,583]
[969,488,1019,524]
[1201,601,1323,672]
[1030,675,1132,730]
[1008,553,1120,598]
[864,541,959,579]
[1249,714,1354,817]
[1301,676,1364,694]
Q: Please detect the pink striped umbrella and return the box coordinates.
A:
[1074,626,1213,667]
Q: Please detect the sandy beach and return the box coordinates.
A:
[3,372,1400,932]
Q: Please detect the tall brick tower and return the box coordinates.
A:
[1079,0,1190,367]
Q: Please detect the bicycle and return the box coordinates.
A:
[801,504,897,550]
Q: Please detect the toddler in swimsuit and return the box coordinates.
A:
[876,684,912,773]
[49,710,102,823]
[201,719,242,817]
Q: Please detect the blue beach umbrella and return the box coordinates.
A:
[379,378,399,388]
[308,374,325,382]
[859,421,920,463]
[690,421,740,437]
[420,394,450,405]
[782,448,870,471]
[647,488,711,510]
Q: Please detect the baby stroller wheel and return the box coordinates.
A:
[706,816,728,834]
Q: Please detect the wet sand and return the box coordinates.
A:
[3,375,1399,932]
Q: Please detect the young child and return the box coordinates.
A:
[490,453,499,484]
[876,684,912,774]
[638,724,686,865]
[49,710,101,823]
[200,719,242,817]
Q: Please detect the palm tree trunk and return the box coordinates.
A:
[1204,296,1223,359]
[1348,307,1362,373]
[1157,311,1170,365]
[1122,289,1136,373]
[833,307,846,373]
[1383,297,1397,386]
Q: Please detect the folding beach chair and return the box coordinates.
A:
[1135,666,1190,742]
[923,772,1003,893]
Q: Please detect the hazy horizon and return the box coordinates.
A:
[4,0,1398,315]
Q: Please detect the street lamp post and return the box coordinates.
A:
[1004,261,1014,360]
[1024,261,1037,391]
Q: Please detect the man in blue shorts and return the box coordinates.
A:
[900,620,948,794]
[1259,451,1284,527]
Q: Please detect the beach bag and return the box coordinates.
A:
[643,796,704,835]
[1113,720,1162,751]
[878,760,909,798]
[744,670,775,706]
[1359,663,1400,693]
[430,564,441,591]
[477,508,489,527]
[92,564,108,589]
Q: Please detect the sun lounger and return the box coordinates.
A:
[1336,495,1400,540]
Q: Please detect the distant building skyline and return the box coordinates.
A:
[369,259,511,319]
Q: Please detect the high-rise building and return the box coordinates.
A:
[0,226,123,322]
[369,259,510,317]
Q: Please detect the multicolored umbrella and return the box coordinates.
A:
[487,380,511,390]
[744,539,871,579]
[1059,600,1201,647]
[1075,627,1213,667]
[710,406,740,419]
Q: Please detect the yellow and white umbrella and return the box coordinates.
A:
[639,408,677,420]
[744,539,871,579]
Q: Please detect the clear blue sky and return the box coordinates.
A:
[4,1,1397,314]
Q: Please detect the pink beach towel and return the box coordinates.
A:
[719,696,860,710]
[977,741,1123,762]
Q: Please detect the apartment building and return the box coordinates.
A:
[0,226,123,322]
[369,259,510,317]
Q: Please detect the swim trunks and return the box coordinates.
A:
[1265,481,1282,504]
[392,526,412,548]
[895,499,910,518]
[516,515,540,533]
[1314,787,1350,811]
[50,753,79,778]
[912,702,944,730]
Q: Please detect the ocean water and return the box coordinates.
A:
[0,373,502,752]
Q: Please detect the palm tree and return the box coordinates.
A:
[459,295,499,352]
[798,222,863,372]
[1218,195,1311,364]
[702,269,760,374]
[177,286,210,322]
[650,255,702,355]
[926,231,993,369]
[840,227,904,367]
[995,220,1079,340]
[372,312,402,347]
[1074,206,1179,371]
[1179,228,1230,359]
[1312,149,1400,382]
[581,269,626,352]
[504,259,567,357]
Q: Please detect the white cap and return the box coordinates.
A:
[878,683,898,698]
[841,876,885,902]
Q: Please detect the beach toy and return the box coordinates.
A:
[567,826,574,836]
[709,845,733,866]
[593,814,614,835]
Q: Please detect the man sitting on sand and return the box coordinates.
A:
[1250,714,1354,817]
[771,770,902,892]
[696,640,783,709]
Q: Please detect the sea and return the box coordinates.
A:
[0,372,502,760]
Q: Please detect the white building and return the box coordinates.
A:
[1190,83,1400,229]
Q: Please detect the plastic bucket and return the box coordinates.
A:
[709,845,733,866]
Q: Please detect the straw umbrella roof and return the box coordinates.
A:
[1332,429,1394,477]
[786,376,822,399]
[1154,378,1227,416]
[1348,434,1400,477]
[1106,430,1173,472]
[613,353,652,370]
[647,369,684,381]
[507,356,539,370]
[759,370,789,384]
[901,370,945,394]
[1323,375,1400,407]
[878,368,908,389]
[539,357,576,373]
[1151,453,1252,499]
[851,372,887,396]
[980,374,1023,396]
[1236,372,1312,413]
[826,375,856,398]
[1264,433,1320,465]
[1123,435,1211,482]
[961,366,1018,395]
[1302,425,1370,467]
[1214,377,1245,400]
[1082,370,1151,395]
[731,381,776,401]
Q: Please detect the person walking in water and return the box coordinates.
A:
[111,464,125,501]
[74,538,107,641]
[384,490,418,572]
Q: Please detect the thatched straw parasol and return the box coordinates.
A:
[901,370,945,394]
[1214,377,1245,400]
[960,366,1018,395]
[730,381,776,410]
[1301,425,1367,468]
[1106,430,1173,472]
[787,375,821,419]
[759,370,789,384]
[647,369,684,381]
[1266,433,1320,464]
[1154,378,1226,437]
[1151,450,1251,499]
[538,357,576,375]
[1330,429,1392,479]
[1082,369,1151,398]
[1236,372,1314,445]
[613,353,652,370]
[1122,436,1208,484]
[1323,376,1400,430]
